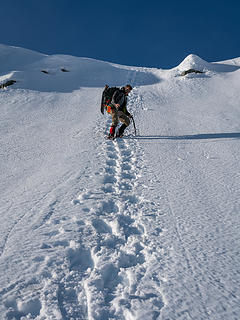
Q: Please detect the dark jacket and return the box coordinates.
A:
[111,87,131,116]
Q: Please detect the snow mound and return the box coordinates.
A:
[178,54,210,72]
[176,53,240,74]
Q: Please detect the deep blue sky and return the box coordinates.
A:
[0,0,239,68]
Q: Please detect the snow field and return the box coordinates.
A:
[135,73,240,319]
[1,44,240,319]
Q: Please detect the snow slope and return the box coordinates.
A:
[0,44,240,320]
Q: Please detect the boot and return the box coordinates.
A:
[108,125,116,139]
[116,124,127,138]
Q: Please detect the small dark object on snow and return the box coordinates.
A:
[0,80,16,89]
[41,70,49,74]
[61,68,69,72]
[181,69,204,76]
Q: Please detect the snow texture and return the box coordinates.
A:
[0,44,240,320]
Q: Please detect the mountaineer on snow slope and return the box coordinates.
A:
[101,84,133,139]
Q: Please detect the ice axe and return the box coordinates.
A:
[131,116,137,136]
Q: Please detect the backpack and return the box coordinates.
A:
[101,85,119,114]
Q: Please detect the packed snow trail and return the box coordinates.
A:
[1,45,240,319]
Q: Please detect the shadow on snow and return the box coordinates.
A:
[134,132,240,141]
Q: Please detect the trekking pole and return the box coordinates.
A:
[132,116,137,136]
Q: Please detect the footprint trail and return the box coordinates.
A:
[67,111,165,318]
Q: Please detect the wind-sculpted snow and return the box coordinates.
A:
[0,44,240,319]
